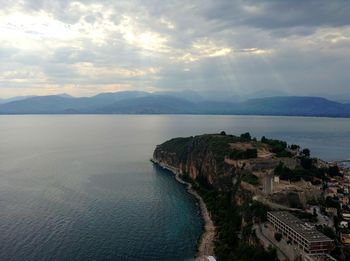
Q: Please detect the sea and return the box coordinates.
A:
[0,115,350,260]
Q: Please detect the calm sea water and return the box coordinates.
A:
[0,115,350,260]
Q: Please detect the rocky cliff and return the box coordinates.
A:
[153,133,302,191]
[153,134,242,191]
[152,133,335,260]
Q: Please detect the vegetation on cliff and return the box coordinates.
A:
[153,132,296,260]
[153,132,338,260]
[274,157,341,184]
[154,132,296,186]
[187,166,275,260]
[261,136,292,157]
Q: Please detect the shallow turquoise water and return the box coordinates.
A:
[0,115,350,260]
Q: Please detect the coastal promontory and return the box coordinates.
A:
[153,132,345,260]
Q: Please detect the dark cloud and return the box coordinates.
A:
[201,0,350,32]
[0,0,349,99]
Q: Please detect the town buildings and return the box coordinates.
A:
[267,211,334,255]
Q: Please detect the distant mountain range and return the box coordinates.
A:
[0,95,36,104]
[1,91,350,117]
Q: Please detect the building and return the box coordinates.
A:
[340,221,349,229]
[340,196,349,205]
[325,188,337,198]
[341,232,350,245]
[325,207,337,216]
[342,212,350,221]
[263,174,274,194]
[267,211,334,254]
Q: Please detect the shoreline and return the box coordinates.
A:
[151,159,215,260]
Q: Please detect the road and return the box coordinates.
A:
[254,224,290,261]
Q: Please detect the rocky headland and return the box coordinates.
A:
[152,132,339,260]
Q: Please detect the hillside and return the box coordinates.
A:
[237,96,350,117]
[153,133,305,190]
[1,92,350,117]
[152,133,337,260]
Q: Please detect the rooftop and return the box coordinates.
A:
[268,211,333,243]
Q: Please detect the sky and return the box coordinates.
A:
[0,0,349,100]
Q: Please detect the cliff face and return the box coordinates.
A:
[153,134,242,190]
[153,133,302,193]
[153,133,332,260]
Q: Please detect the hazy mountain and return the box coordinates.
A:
[56,93,74,98]
[0,95,79,114]
[154,90,203,102]
[0,95,36,104]
[242,89,291,100]
[0,92,194,114]
[234,96,350,117]
[92,91,149,101]
[0,92,350,117]
[94,95,196,114]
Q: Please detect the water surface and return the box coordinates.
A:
[0,115,350,260]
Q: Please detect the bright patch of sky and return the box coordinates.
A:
[0,0,349,100]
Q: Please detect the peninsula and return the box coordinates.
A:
[152,132,350,260]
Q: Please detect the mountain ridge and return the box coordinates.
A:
[1,92,350,117]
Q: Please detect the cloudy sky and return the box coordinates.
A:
[0,0,349,100]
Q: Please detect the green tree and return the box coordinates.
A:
[328,166,340,177]
[300,156,313,169]
[302,148,310,157]
[319,226,336,239]
[290,144,300,150]
[274,232,282,242]
[240,132,252,141]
